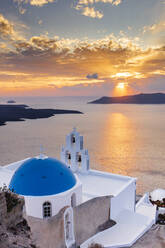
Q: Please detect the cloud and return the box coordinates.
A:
[86,73,98,79]
[38,19,43,25]
[81,6,103,18]
[14,0,104,19]
[0,42,7,49]
[0,22,165,96]
[14,0,55,14]
[76,0,122,7]
[14,0,55,7]
[143,21,165,34]
[15,0,123,7]
[0,14,16,40]
[13,0,123,17]
[74,0,123,18]
[17,4,27,14]
[0,13,25,41]
[30,0,55,6]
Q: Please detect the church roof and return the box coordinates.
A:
[9,157,76,196]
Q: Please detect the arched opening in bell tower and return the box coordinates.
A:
[71,134,76,145]
[76,152,82,169]
[65,150,71,166]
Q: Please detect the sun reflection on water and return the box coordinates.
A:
[100,112,136,176]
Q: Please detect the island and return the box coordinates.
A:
[0,104,83,126]
[7,100,16,104]
[88,93,165,104]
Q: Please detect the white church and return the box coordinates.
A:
[0,128,162,248]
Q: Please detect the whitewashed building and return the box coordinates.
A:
[0,128,157,248]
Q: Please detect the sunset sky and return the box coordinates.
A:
[0,0,165,96]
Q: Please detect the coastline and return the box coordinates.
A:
[0,104,83,126]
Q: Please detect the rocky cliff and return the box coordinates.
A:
[0,188,37,248]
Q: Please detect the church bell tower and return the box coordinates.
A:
[61,128,90,173]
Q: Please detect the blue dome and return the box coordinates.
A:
[9,157,76,196]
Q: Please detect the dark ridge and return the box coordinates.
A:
[88,93,165,104]
[0,104,83,126]
[7,100,16,104]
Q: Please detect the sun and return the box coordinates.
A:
[113,82,128,96]
[117,82,125,89]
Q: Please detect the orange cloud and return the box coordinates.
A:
[0,14,17,40]
[143,21,165,34]
[13,0,123,17]
[77,0,122,5]
[14,0,54,7]
[75,0,123,18]
[81,7,103,18]
[0,13,26,42]
[0,15,165,96]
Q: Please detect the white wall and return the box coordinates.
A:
[111,180,136,220]
[24,180,82,219]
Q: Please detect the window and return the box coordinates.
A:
[43,201,52,218]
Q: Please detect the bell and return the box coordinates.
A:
[68,153,71,160]
[78,155,81,162]
[72,136,76,143]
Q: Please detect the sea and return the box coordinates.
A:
[0,96,165,194]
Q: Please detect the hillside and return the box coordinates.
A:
[0,104,83,126]
[88,93,165,104]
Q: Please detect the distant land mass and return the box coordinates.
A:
[7,100,16,104]
[88,93,165,104]
[0,104,82,126]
